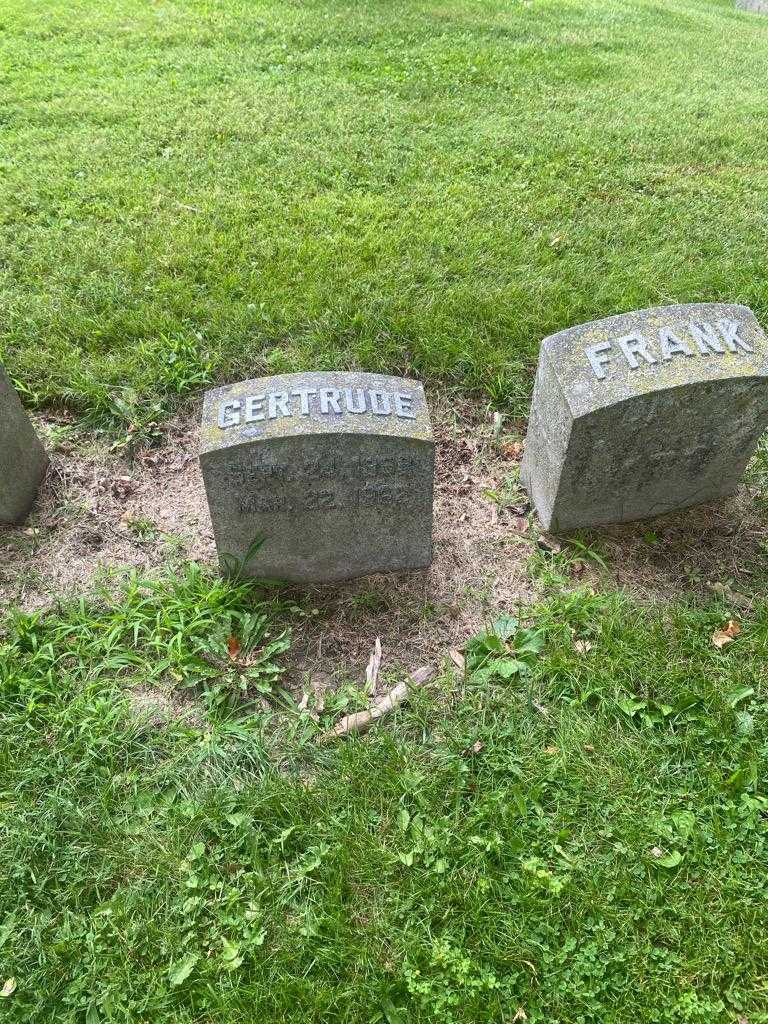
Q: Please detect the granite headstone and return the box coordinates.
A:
[0,365,48,524]
[200,371,434,582]
[521,303,768,532]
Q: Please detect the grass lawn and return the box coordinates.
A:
[1,559,767,1022]
[3,1,768,1021]
[2,0,768,420]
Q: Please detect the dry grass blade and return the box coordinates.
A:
[365,636,382,695]
[448,648,466,674]
[318,665,435,743]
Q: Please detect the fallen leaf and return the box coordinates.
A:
[544,745,559,755]
[583,744,595,753]
[574,639,592,654]
[711,620,741,649]
[0,978,16,998]
[227,635,241,661]
[448,649,466,674]
[365,637,382,695]
[503,441,524,461]
[510,516,529,533]
[512,1010,528,1022]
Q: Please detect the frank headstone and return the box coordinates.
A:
[0,365,47,524]
[200,371,434,582]
[521,303,768,532]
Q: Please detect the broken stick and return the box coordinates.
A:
[317,665,435,743]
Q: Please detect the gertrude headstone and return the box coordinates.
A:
[520,303,768,533]
[0,365,47,524]
[200,371,434,582]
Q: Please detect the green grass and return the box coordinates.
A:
[4,2,768,1019]
[2,560,767,1022]
[3,0,768,421]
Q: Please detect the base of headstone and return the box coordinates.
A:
[0,367,48,525]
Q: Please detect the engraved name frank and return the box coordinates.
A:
[217,385,417,428]
[584,319,752,380]
[521,302,768,534]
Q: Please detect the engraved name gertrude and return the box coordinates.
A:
[584,319,753,380]
[218,385,418,429]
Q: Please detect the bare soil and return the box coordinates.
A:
[3,400,766,691]
[0,400,535,686]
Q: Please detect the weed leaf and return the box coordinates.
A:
[169,954,199,987]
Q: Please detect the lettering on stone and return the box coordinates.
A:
[199,372,434,582]
[584,319,753,379]
[520,303,768,532]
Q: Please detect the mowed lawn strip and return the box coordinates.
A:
[2,0,768,420]
[1,563,767,1022]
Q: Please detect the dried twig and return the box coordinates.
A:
[448,648,466,674]
[365,637,382,695]
[318,665,435,743]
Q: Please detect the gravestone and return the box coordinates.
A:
[200,371,434,582]
[736,0,768,14]
[0,365,48,524]
[520,303,768,533]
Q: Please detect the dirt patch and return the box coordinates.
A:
[585,487,768,602]
[0,400,536,685]
[4,400,766,690]
[0,416,213,609]
[128,683,207,730]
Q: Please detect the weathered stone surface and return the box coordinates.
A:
[520,303,768,533]
[0,366,48,524]
[200,371,434,582]
[736,0,768,14]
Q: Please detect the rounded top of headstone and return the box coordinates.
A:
[540,302,768,418]
[200,371,432,455]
